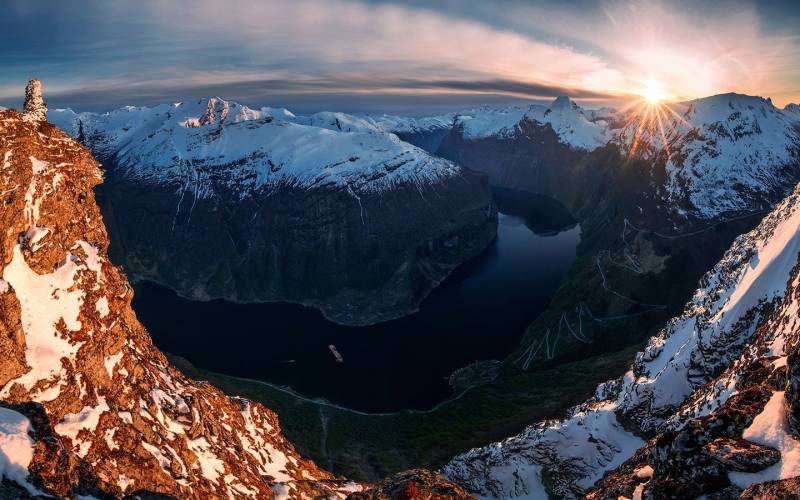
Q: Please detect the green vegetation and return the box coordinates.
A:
[171,344,640,481]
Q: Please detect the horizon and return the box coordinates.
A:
[2,86,796,119]
[2,0,799,115]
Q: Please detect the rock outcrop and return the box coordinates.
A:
[22,79,46,123]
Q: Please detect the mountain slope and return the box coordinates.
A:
[443,182,800,498]
[50,98,496,326]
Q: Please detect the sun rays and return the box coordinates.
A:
[618,89,692,161]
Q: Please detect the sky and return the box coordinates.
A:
[1,0,799,115]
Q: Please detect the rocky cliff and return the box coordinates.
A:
[49,99,496,326]
[0,106,467,498]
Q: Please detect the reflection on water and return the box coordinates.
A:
[134,189,580,412]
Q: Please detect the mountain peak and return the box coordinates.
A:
[549,95,579,111]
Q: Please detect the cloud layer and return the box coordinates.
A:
[0,0,797,112]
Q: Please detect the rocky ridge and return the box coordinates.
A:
[443,181,800,498]
[0,106,357,497]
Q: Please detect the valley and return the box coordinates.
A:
[131,190,580,412]
[48,93,800,484]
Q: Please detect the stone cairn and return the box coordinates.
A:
[23,78,47,122]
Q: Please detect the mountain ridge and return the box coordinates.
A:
[49,97,497,327]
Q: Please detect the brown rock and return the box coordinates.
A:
[349,469,474,499]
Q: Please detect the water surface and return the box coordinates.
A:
[134,189,580,412]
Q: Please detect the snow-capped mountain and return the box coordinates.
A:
[443,181,800,498]
[784,103,800,120]
[432,94,800,222]
[50,98,462,195]
[444,96,611,151]
[49,97,496,326]
[618,94,800,219]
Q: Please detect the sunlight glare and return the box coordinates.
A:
[640,78,667,104]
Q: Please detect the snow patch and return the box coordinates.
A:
[729,391,800,488]
[54,397,110,458]
[1,245,85,400]
[0,408,35,493]
[103,351,124,379]
[95,296,109,318]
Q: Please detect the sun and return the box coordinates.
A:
[640,78,667,105]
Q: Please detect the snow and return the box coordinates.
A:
[23,156,50,224]
[95,296,109,318]
[365,113,455,135]
[455,105,532,139]
[0,408,35,493]
[187,437,225,482]
[104,428,118,451]
[525,96,612,150]
[142,441,171,470]
[713,204,800,331]
[54,397,110,458]
[24,225,50,251]
[48,98,462,198]
[103,350,124,378]
[634,465,653,479]
[1,245,85,401]
[448,96,611,150]
[445,401,645,496]
[239,406,291,483]
[621,189,800,420]
[654,94,800,219]
[729,391,800,488]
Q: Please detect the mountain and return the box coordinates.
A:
[617,94,800,219]
[50,98,496,326]
[430,93,800,372]
[436,94,800,222]
[0,95,468,497]
[785,103,800,119]
[443,180,800,498]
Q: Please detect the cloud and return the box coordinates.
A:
[1,0,797,111]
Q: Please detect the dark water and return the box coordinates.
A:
[133,189,580,412]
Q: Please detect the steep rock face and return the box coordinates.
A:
[443,183,800,498]
[50,99,496,325]
[0,109,365,498]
